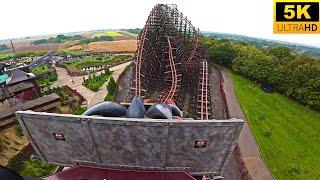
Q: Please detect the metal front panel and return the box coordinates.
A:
[166,122,241,173]
[89,118,167,169]
[16,111,243,174]
[16,113,97,166]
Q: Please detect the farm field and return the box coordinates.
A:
[0,39,59,55]
[93,31,122,37]
[229,70,320,180]
[87,39,137,53]
[106,31,122,36]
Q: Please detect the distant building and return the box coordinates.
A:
[0,63,40,105]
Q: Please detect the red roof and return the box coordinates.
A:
[44,166,196,180]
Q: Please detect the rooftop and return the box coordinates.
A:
[6,68,35,85]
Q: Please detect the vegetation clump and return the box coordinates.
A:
[83,69,112,92]
[105,76,117,101]
[32,64,58,86]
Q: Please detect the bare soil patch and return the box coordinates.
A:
[86,40,137,53]
[0,124,29,165]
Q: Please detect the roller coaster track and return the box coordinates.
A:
[158,35,178,102]
[131,4,212,119]
[134,7,156,97]
[187,31,199,62]
[198,60,209,119]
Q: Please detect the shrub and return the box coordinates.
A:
[21,155,56,177]
[14,125,24,138]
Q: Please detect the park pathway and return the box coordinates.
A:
[87,61,131,108]
[51,61,131,108]
[220,68,274,180]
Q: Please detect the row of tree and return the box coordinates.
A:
[202,37,320,110]
[33,34,113,45]
[0,44,9,51]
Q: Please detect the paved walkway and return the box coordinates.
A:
[220,68,274,180]
[51,61,131,108]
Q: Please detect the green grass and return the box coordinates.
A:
[31,65,50,76]
[0,53,14,61]
[73,106,86,115]
[104,76,117,101]
[36,75,57,86]
[65,55,131,70]
[83,71,113,92]
[229,70,320,180]
[6,144,56,177]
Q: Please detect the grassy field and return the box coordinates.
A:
[0,53,14,61]
[229,70,320,180]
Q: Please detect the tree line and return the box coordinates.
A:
[0,44,9,51]
[33,34,113,45]
[202,36,320,110]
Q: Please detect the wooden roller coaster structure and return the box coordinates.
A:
[130,4,211,119]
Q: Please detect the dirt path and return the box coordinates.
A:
[52,62,131,108]
[220,68,274,180]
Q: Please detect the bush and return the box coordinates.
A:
[73,106,86,115]
[21,155,56,177]
[14,125,24,138]
[105,76,117,101]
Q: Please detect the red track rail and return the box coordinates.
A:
[187,30,199,62]
[158,35,178,102]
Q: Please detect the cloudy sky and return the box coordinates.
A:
[1,0,320,47]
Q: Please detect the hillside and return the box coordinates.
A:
[229,70,320,179]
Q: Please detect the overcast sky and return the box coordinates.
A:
[1,0,320,47]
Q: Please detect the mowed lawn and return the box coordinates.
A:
[229,70,320,180]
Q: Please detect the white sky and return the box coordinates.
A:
[1,0,320,47]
